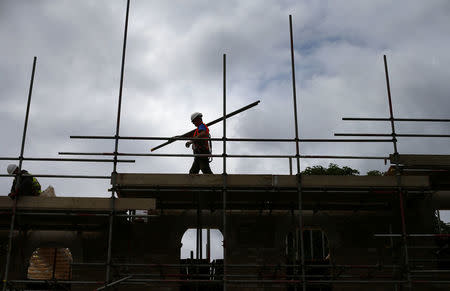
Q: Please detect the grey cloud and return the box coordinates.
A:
[0,0,449,207]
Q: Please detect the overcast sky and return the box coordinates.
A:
[1,0,449,227]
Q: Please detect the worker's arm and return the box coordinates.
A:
[186,129,208,147]
[8,178,17,199]
[10,179,15,194]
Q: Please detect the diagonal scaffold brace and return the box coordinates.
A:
[96,275,133,291]
[150,100,260,152]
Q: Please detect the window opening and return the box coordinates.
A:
[27,247,73,280]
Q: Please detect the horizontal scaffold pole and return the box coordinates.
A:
[343,117,450,122]
[0,157,135,162]
[58,152,388,160]
[67,136,394,143]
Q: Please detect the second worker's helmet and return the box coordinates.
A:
[7,164,18,175]
[190,112,203,122]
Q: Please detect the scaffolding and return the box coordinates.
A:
[1,0,450,290]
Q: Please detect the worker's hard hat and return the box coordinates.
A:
[7,164,18,175]
[191,112,203,122]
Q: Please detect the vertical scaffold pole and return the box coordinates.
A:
[207,228,211,262]
[289,15,306,291]
[437,211,442,234]
[383,55,411,289]
[106,0,131,286]
[289,157,293,175]
[199,216,202,259]
[222,53,227,291]
[2,56,37,291]
[197,195,202,260]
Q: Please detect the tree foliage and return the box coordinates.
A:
[367,170,383,176]
[435,211,450,234]
[302,163,360,176]
[301,163,385,176]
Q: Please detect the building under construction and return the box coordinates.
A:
[1,1,450,290]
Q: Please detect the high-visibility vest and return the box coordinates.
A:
[193,123,210,152]
[32,176,42,196]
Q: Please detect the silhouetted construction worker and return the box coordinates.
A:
[7,164,41,199]
[185,112,213,174]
